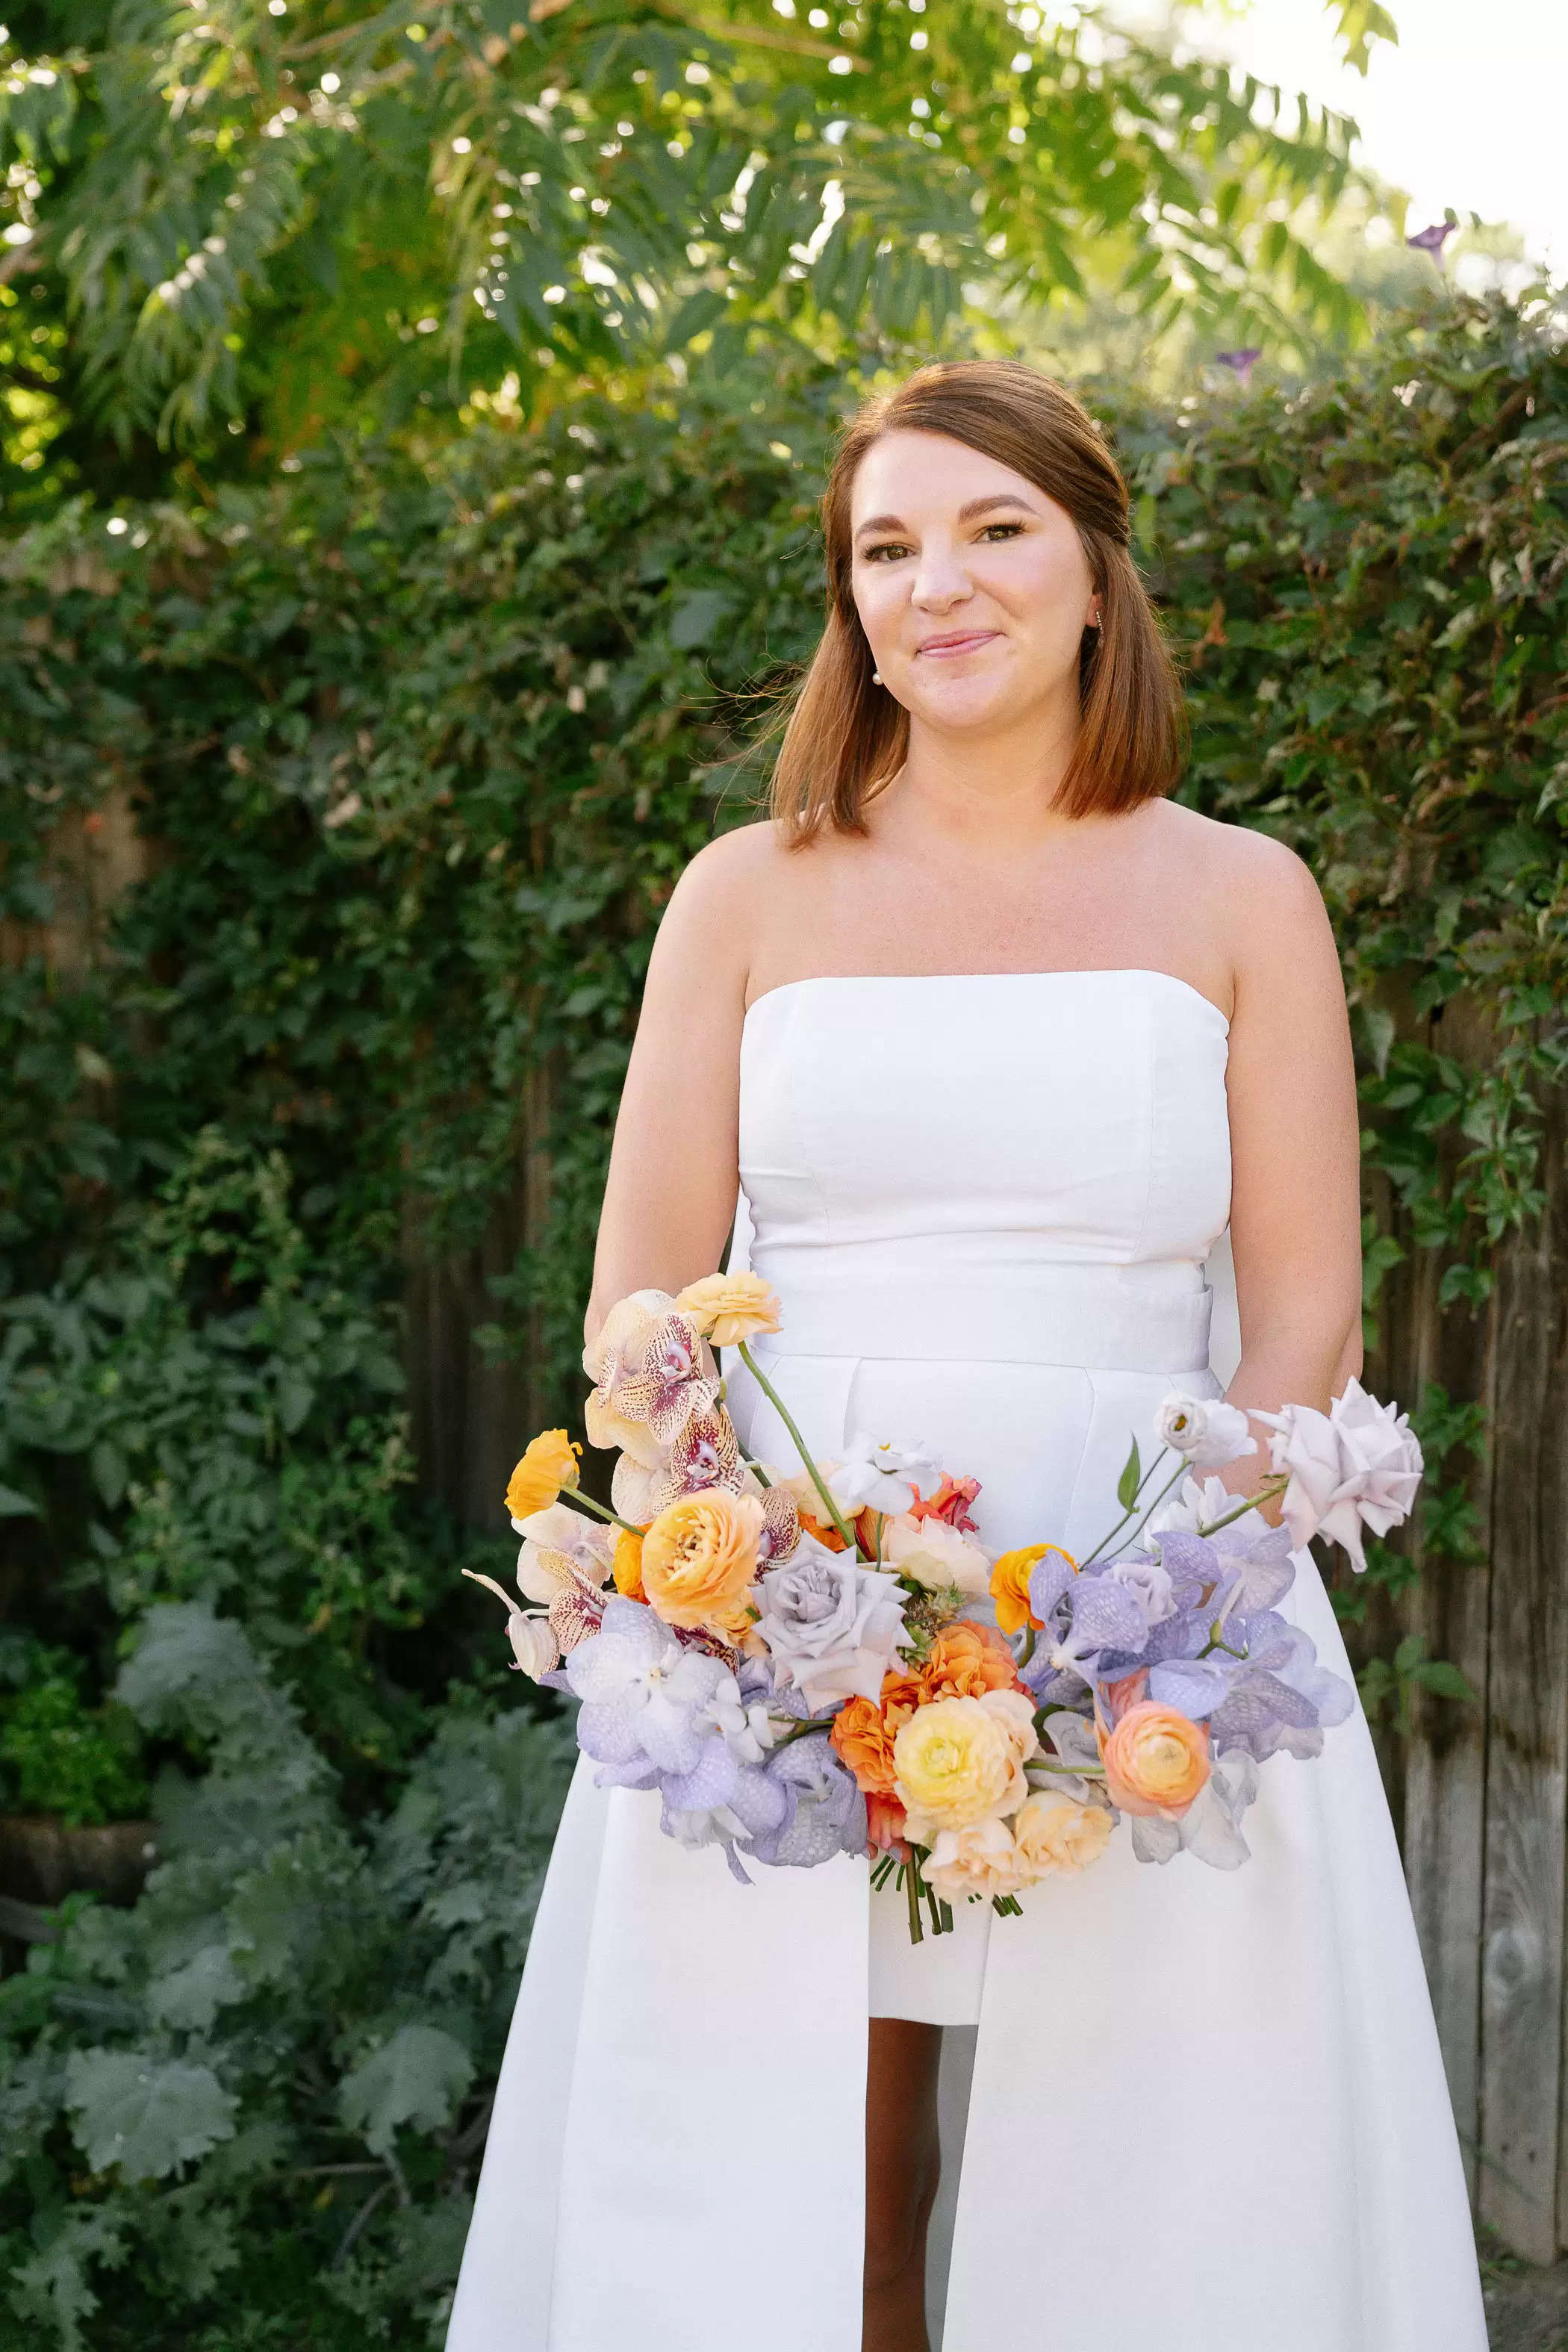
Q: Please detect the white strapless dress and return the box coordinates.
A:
[447,969,1487,2352]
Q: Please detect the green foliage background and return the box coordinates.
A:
[0,287,1564,2342]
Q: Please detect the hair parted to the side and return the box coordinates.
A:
[768,361,1186,843]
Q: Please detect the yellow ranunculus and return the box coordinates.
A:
[612,1526,646,1600]
[1011,1793,1114,1879]
[505,1430,582,1522]
[641,1487,765,1629]
[989,1543,1075,1635]
[893,1694,1020,1834]
[673,1271,783,1349]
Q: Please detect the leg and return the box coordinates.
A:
[864,2017,944,2352]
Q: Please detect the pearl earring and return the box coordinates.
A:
[871,670,883,684]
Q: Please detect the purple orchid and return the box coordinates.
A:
[741,1731,866,1870]
[1407,221,1455,258]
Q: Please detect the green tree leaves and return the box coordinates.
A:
[339,2023,475,2157]
[1,0,1392,476]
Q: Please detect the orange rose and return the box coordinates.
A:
[505,1430,582,1522]
[918,1621,1027,1704]
[641,1487,765,1628]
[1099,1700,1211,1819]
[830,1671,922,1795]
[989,1543,1076,1636]
[612,1526,646,1600]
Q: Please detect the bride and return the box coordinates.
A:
[447,361,1487,2351]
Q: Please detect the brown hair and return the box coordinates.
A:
[768,360,1185,842]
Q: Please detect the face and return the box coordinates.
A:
[847,429,1101,738]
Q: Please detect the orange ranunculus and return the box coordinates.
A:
[917,1620,1027,1704]
[641,1487,765,1629]
[1099,1700,1211,1819]
[612,1526,646,1600]
[673,1270,783,1348]
[989,1543,1077,1636]
[830,1670,922,1795]
[865,1791,911,1861]
[505,1430,582,1522]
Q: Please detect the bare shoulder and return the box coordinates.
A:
[645,818,800,1008]
[1145,800,1331,959]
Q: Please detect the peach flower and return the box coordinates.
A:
[895,1689,1036,1835]
[918,1620,1027,1704]
[1011,1792,1115,1879]
[505,1430,582,1523]
[1098,1700,1211,1818]
[989,1543,1076,1636]
[906,1472,982,1533]
[640,1487,765,1629]
[865,1791,911,1861]
[673,1270,783,1348]
[924,1814,1027,1903]
[880,1512,992,1597]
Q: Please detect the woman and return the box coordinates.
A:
[448,362,1487,2351]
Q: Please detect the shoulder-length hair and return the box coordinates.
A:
[768,360,1185,843]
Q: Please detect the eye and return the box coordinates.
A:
[860,538,913,564]
[977,520,1025,543]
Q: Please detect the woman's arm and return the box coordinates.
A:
[585,828,765,1344]
[1219,833,1363,1490]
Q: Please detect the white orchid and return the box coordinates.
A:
[461,1570,561,1681]
[827,1434,942,1518]
[514,1500,615,1605]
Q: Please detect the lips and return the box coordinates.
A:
[915,629,1000,656]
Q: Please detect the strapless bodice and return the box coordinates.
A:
[738,968,1232,1373]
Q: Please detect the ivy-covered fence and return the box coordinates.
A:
[0,291,1565,2337]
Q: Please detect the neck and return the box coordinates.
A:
[893,691,1083,847]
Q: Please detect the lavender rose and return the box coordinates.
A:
[1251,1378,1423,1572]
[753,1537,909,1713]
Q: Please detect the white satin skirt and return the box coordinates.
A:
[447,1281,1487,2352]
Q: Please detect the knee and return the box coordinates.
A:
[863,2150,941,2294]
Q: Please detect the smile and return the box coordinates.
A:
[914,630,1001,657]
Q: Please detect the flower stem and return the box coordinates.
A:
[1077,1453,1188,1570]
[562,1486,642,1537]
[1195,1475,1288,1540]
[737,1342,859,1550]
[906,1849,925,1944]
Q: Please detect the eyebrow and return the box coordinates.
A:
[853,491,1039,540]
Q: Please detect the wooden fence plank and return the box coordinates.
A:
[1478,1105,1568,2260]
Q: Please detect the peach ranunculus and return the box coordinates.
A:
[640,1487,765,1629]
[924,1814,1027,1903]
[1011,1792,1115,1879]
[989,1543,1076,1636]
[612,1526,646,1600]
[673,1270,783,1349]
[880,1511,992,1597]
[894,1689,1037,1836]
[1098,1700,1211,1819]
[505,1431,582,1524]
[917,1620,1027,1704]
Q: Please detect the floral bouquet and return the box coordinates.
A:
[465,1273,1422,1942]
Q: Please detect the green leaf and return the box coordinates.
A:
[63,2050,237,2181]
[89,1441,127,1508]
[0,1481,41,1518]
[667,588,736,650]
[338,2024,474,2158]
[1116,1440,1141,1513]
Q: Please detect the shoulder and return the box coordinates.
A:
[644,819,803,1012]
[1143,800,1331,954]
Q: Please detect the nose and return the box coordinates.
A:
[909,534,974,612]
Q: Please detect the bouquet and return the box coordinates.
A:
[466,1272,1422,1942]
